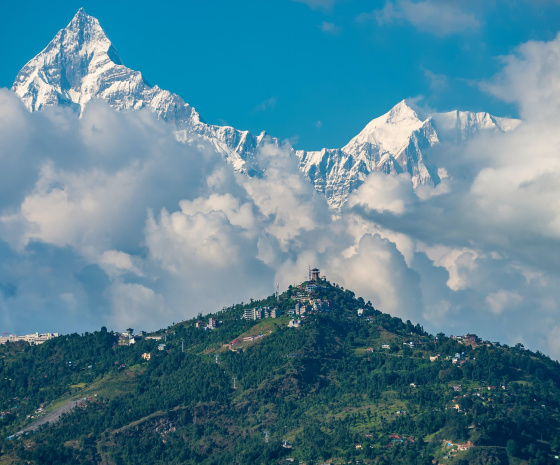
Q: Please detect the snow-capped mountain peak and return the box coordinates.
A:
[11,8,274,175]
[343,99,431,157]
[296,100,519,208]
[12,8,201,128]
[13,8,122,113]
[11,9,521,209]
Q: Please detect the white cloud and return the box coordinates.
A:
[423,68,449,91]
[145,201,257,272]
[348,172,415,215]
[320,21,341,34]
[361,0,480,37]
[2,162,139,254]
[418,244,479,291]
[99,250,143,278]
[329,234,422,321]
[547,326,560,361]
[483,32,560,122]
[254,97,277,113]
[108,282,167,331]
[485,290,522,315]
[242,142,331,248]
[143,194,275,320]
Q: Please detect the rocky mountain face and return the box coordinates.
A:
[11,8,269,176]
[12,8,196,124]
[12,8,520,208]
[296,102,521,207]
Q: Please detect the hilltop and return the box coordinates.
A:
[1,280,559,464]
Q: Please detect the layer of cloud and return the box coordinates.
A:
[3,27,560,360]
[0,89,421,339]
[360,0,480,37]
[347,31,560,357]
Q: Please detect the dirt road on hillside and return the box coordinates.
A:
[10,399,82,438]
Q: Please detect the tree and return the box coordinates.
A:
[506,439,518,457]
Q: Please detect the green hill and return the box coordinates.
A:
[1,281,560,465]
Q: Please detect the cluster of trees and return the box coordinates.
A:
[1,282,560,464]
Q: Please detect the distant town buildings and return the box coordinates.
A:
[403,341,423,349]
[0,332,59,345]
[118,331,143,346]
[312,299,329,312]
[306,283,318,294]
[270,308,281,318]
[243,307,282,320]
[294,302,306,316]
[244,308,261,320]
[293,292,311,303]
[452,333,483,347]
[195,317,220,329]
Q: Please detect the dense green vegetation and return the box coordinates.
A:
[1,281,560,464]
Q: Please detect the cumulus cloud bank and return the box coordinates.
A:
[2,30,560,359]
[0,90,421,339]
[347,32,560,357]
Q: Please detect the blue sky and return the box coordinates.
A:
[2,0,560,150]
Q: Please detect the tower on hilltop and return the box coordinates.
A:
[311,268,320,282]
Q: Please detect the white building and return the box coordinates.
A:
[306,284,318,294]
[288,319,302,328]
[270,308,282,318]
[243,307,276,320]
[0,332,59,345]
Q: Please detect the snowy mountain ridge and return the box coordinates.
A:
[12,8,268,176]
[296,102,521,207]
[11,8,520,207]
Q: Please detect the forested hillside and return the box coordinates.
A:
[1,281,559,464]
